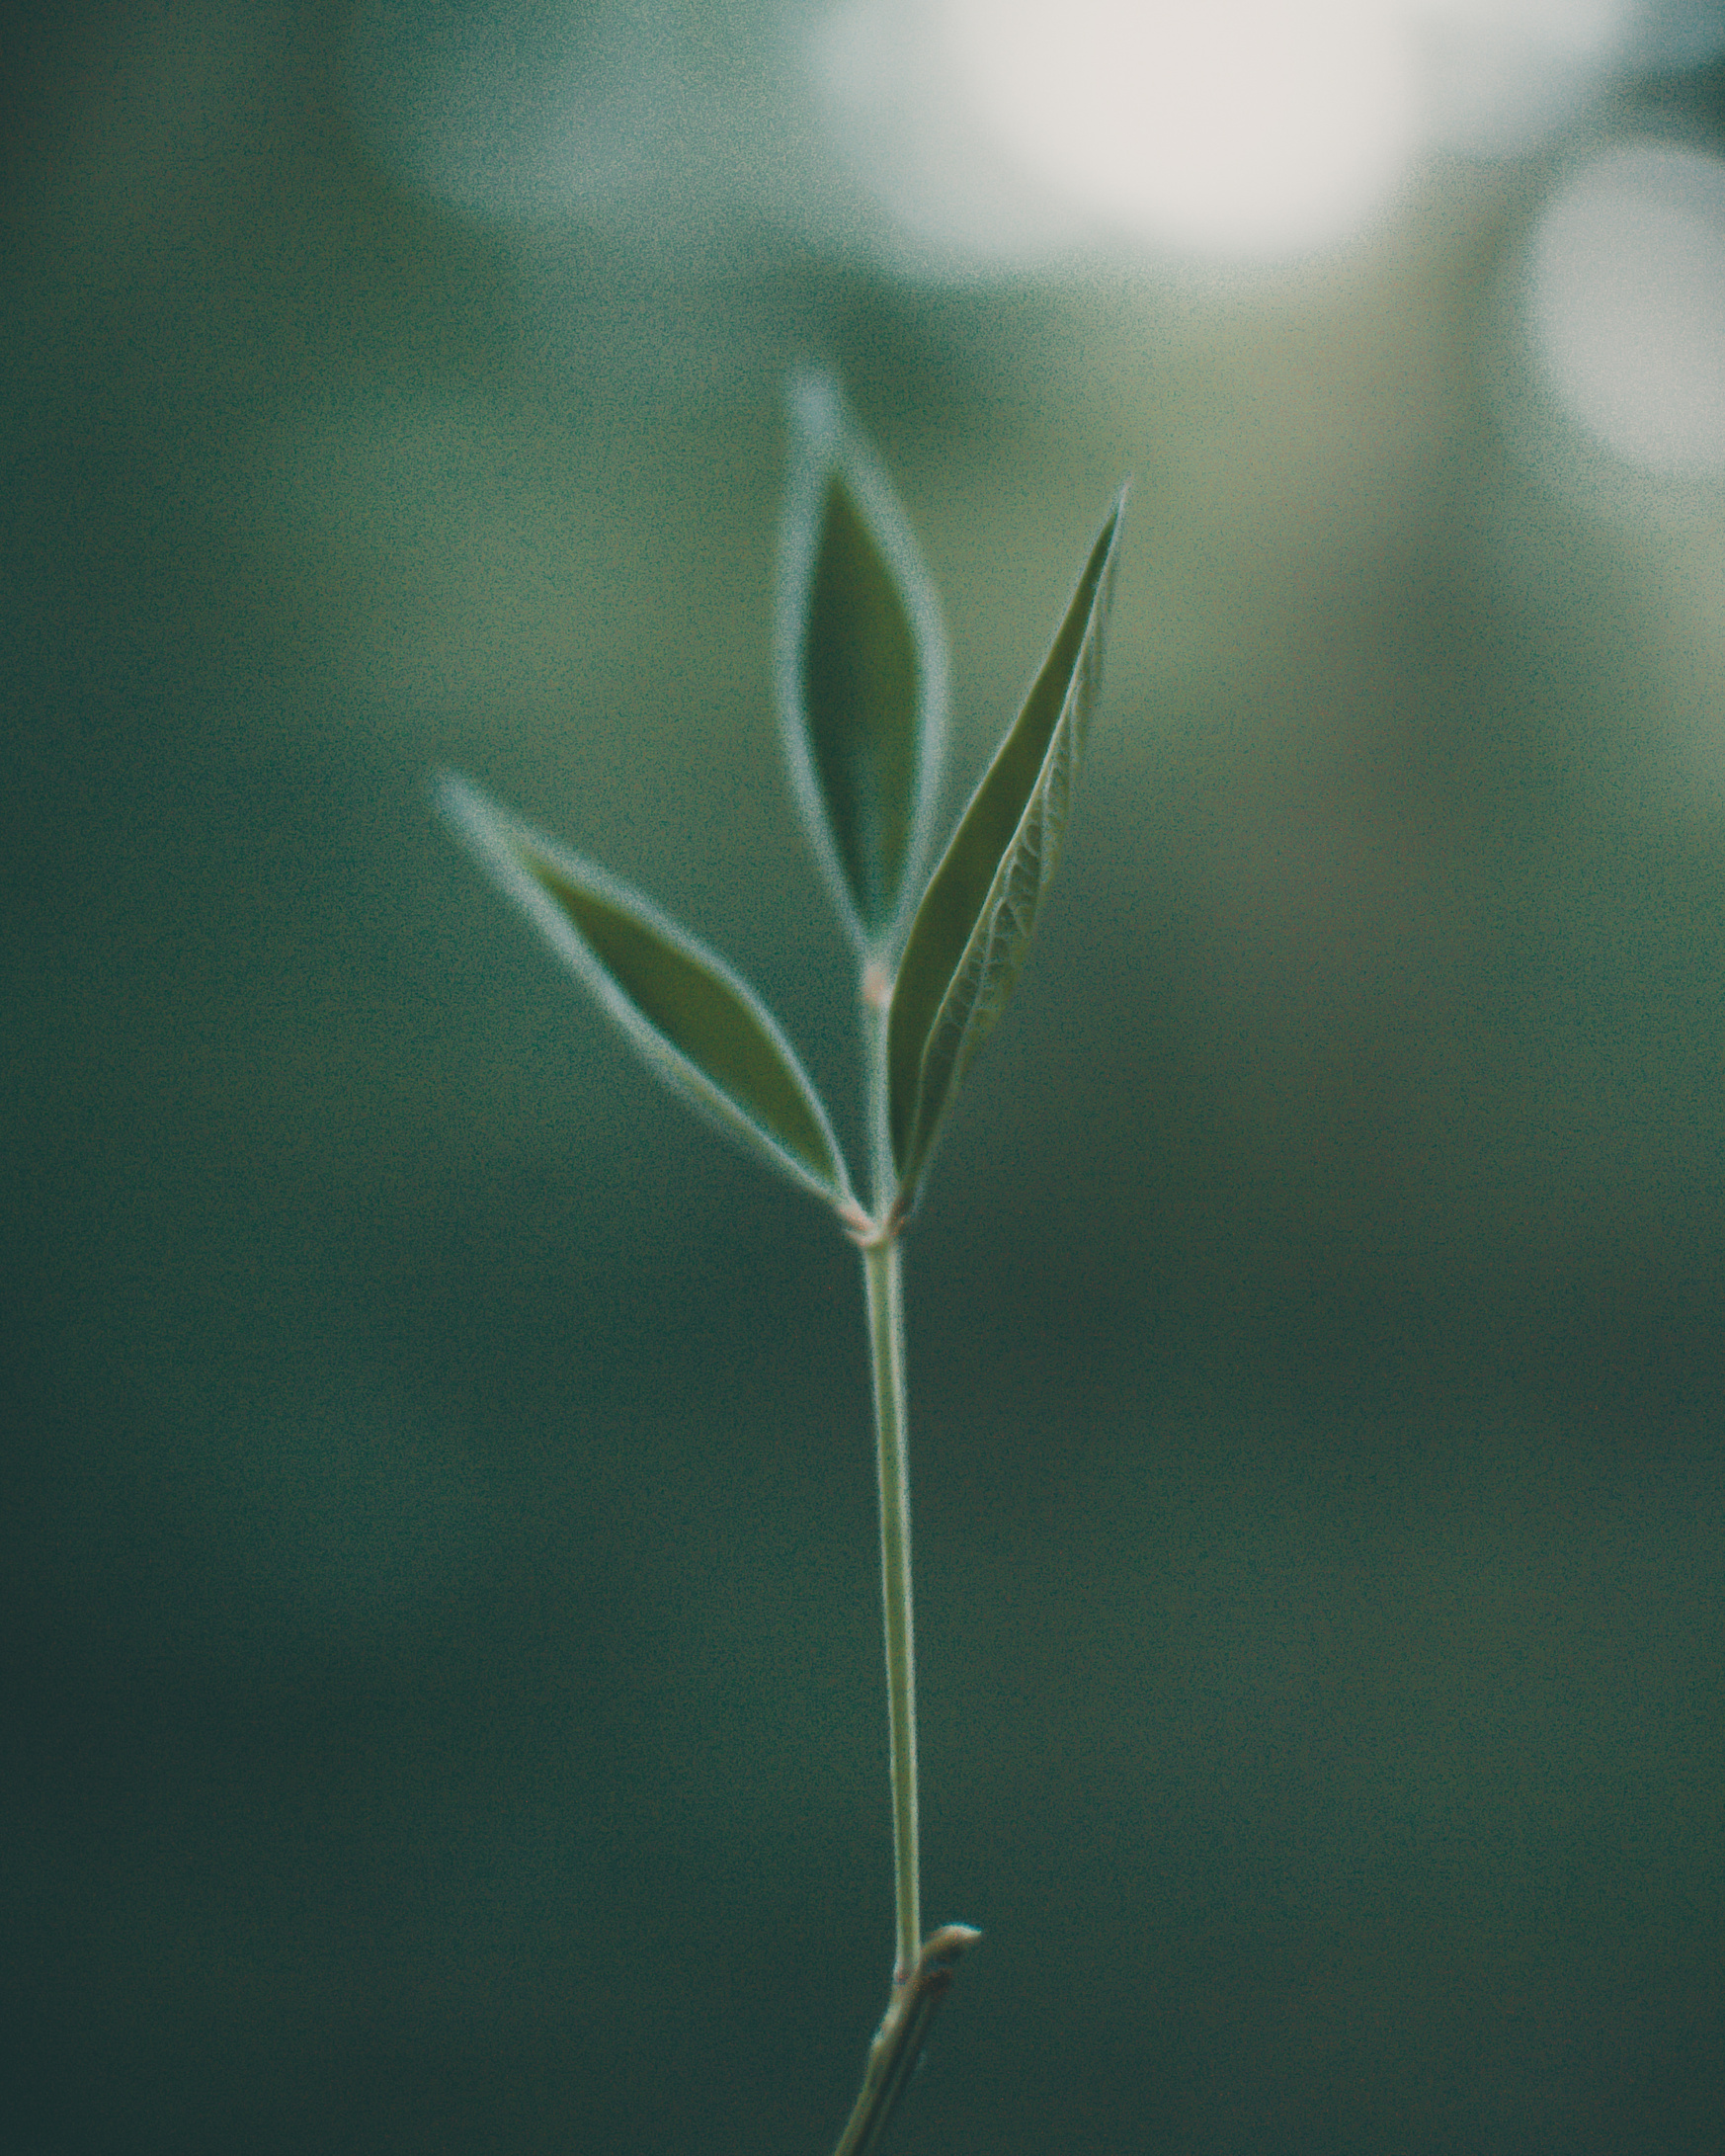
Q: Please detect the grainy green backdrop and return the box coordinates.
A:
[5,9,1722,2152]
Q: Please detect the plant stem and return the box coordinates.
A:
[828,973,975,2156]
[862,1228,919,1979]
[859,972,917,1975]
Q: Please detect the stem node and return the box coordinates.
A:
[831,1927,982,2156]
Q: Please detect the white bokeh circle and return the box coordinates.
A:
[1526,142,1725,476]
[941,0,1421,259]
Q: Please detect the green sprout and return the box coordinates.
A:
[438,371,1126,2154]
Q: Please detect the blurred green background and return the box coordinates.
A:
[5,7,1723,2152]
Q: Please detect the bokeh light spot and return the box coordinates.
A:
[942,0,1419,259]
[1527,142,1725,476]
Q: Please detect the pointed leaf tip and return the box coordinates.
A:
[777,373,948,954]
[885,489,1127,1206]
[436,773,852,1209]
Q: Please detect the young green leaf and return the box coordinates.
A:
[437,773,854,1210]
[777,370,948,956]
[886,488,1127,1209]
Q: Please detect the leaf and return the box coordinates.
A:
[777,370,947,954]
[437,774,854,1209]
[886,488,1127,1208]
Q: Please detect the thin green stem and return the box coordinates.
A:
[859,967,917,1974]
[862,1229,918,1979]
[828,966,975,2156]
